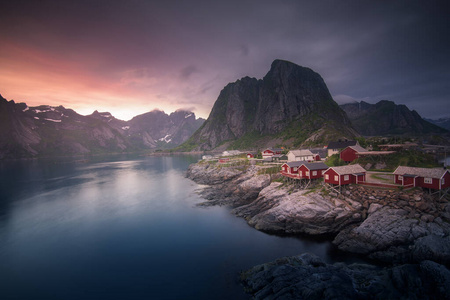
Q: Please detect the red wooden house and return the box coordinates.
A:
[281,161,303,175]
[298,162,329,179]
[247,152,257,159]
[323,165,366,186]
[393,166,450,190]
[340,145,367,163]
[262,148,283,158]
[314,153,321,161]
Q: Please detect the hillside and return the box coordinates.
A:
[340,100,447,136]
[0,94,204,159]
[180,59,357,151]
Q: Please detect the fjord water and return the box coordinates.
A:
[1,155,336,299]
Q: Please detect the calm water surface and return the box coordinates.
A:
[0,155,346,299]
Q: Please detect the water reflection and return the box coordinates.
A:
[1,155,337,300]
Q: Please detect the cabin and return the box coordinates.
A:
[281,161,303,175]
[262,148,283,158]
[393,166,450,190]
[298,162,329,179]
[246,152,257,159]
[287,150,315,162]
[340,145,368,163]
[323,164,366,186]
[327,140,359,157]
[218,158,230,163]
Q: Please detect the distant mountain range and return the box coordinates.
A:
[180,59,358,151]
[340,100,447,136]
[0,94,204,159]
[424,117,450,131]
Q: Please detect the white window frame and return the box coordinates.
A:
[424,177,432,184]
[442,178,445,185]
[334,175,338,181]
[312,171,317,176]
[344,175,349,181]
[398,175,403,181]
[325,174,329,180]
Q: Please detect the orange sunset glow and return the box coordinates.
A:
[1,1,449,120]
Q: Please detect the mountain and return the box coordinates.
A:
[424,117,450,131]
[180,59,357,151]
[0,94,204,159]
[340,100,447,136]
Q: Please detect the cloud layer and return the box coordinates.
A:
[1,0,449,120]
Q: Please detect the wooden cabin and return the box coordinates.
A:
[262,148,283,159]
[323,165,366,186]
[281,161,303,175]
[246,152,257,159]
[326,140,358,157]
[393,166,450,190]
[298,162,329,179]
[287,150,315,162]
[340,145,368,163]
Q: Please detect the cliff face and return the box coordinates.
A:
[0,94,204,159]
[340,100,447,136]
[184,60,357,150]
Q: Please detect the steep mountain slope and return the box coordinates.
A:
[0,94,204,159]
[340,100,447,136]
[181,59,357,150]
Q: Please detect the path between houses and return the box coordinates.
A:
[365,171,395,184]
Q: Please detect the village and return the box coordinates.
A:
[201,139,450,200]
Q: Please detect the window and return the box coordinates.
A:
[334,175,338,181]
[424,178,432,184]
[398,175,403,181]
[442,178,445,185]
[325,174,329,180]
[293,167,297,172]
[344,175,349,181]
[312,171,317,176]
[299,171,302,176]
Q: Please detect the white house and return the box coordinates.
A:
[287,150,315,162]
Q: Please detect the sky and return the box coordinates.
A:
[1,0,449,121]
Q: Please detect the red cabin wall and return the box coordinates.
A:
[417,177,440,190]
[340,148,358,163]
[324,169,339,184]
[442,172,450,189]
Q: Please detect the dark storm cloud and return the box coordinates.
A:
[1,0,449,119]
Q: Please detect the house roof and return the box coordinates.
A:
[325,164,366,175]
[288,149,314,157]
[265,148,283,152]
[302,162,329,171]
[393,166,449,179]
[284,161,304,168]
[327,140,357,149]
[346,145,367,153]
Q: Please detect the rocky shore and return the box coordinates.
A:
[186,161,450,298]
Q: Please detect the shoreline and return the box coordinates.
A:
[186,160,450,298]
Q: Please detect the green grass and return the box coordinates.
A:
[354,150,440,171]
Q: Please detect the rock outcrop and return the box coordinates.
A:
[187,160,450,298]
[187,161,450,265]
[182,59,357,150]
[241,253,450,300]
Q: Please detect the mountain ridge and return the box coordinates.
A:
[340,100,447,136]
[0,94,204,159]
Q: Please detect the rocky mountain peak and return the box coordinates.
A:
[183,59,357,150]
